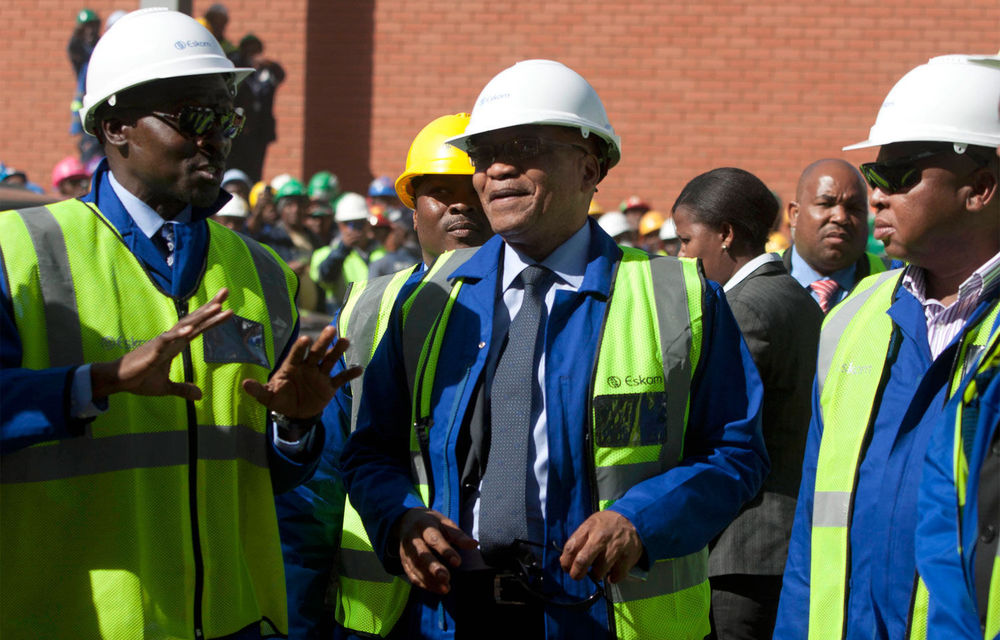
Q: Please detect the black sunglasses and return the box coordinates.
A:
[859,147,994,194]
[151,106,246,140]
[466,137,590,170]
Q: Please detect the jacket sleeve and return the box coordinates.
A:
[916,386,989,638]
[0,259,88,454]
[339,281,428,574]
[606,281,770,559]
[266,319,327,493]
[771,380,823,640]
[275,356,354,639]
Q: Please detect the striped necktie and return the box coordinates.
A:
[810,278,840,313]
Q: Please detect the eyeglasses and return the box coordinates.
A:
[151,106,246,140]
[858,148,989,194]
[466,137,591,170]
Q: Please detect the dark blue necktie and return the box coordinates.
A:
[479,264,554,565]
[156,222,176,267]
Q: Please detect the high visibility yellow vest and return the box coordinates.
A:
[0,200,298,640]
[337,246,712,639]
[810,269,1000,640]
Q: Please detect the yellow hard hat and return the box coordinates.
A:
[395,113,473,209]
[588,198,605,216]
[639,210,666,236]
[248,181,270,209]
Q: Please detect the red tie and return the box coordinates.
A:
[810,278,840,313]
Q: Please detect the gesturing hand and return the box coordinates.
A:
[90,289,233,401]
[241,323,362,420]
[393,508,479,595]
[559,510,643,584]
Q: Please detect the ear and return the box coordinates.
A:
[786,201,799,229]
[100,116,131,157]
[965,166,998,213]
[580,152,602,193]
[719,222,735,248]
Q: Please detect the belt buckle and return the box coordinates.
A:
[493,571,528,606]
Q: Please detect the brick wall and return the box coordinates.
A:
[2,0,997,208]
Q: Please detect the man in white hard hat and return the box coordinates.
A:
[776,54,1000,639]
[783,158,889,313]
[340,59,767,639]
[0,9,359,638]
[313,192,386,312]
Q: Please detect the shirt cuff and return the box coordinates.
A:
[272,421,316,455]
[70,364,109,419]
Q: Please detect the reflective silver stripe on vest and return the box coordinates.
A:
[1,424,266,484]
[605,548,708,603]
[338,547,396,584]
[244,239,295,364]
[342,274,397,433]
[649,255,697,467]
[813,490,852,527]
[18,206,84,368]
[816,269,901,395]
[403,248,478,396]
[595,461,664,502]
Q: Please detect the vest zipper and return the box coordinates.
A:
[176,300,206,639]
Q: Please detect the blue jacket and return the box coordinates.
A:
[0,160,319,492]
[916,317,1000,640]
[341,223,768,639]
[775,283,1000,639]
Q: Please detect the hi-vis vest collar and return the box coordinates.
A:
[335,245,714,639]
[0,199,297,639]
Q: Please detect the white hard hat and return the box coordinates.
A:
[446,59,621,171]
[659,217,678,241]
[216,195,249,218]
[270,173,295,192]
[844,54,1000,151]
[598,211,631,239]
[80,8,253,135]
[335,192,370,223]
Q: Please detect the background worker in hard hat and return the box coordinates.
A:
[782,158,889,313]
[910,54,1000,640]
[619,194,651,231]
[315,192,386,311]
[222,167,253,202]
[367,175,407,219]
[368,207,422,278]
[775,54,1000,640]
[276,112,492,639]
[637,209,667,254]
[0,8,361,639]
[258,178,322,311]
[671,167,822,640]
[660,216,681,256]
[212,193,251,232]
[340,59,767,639]
[596,209,637,246]
[51,154,91,198]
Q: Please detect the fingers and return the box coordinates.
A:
[560,511,643,582]
[168,381,204,401]
[329,365,363,391]
[240,378,272,405]
[396,509,465,595]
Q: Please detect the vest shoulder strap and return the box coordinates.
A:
[401,247,479,395]
[817,268,902,395]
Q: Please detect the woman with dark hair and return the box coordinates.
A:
[673,167,823,640]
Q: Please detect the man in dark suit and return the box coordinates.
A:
[783,158,889,312]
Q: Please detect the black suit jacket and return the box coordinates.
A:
[709,259,823,576]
